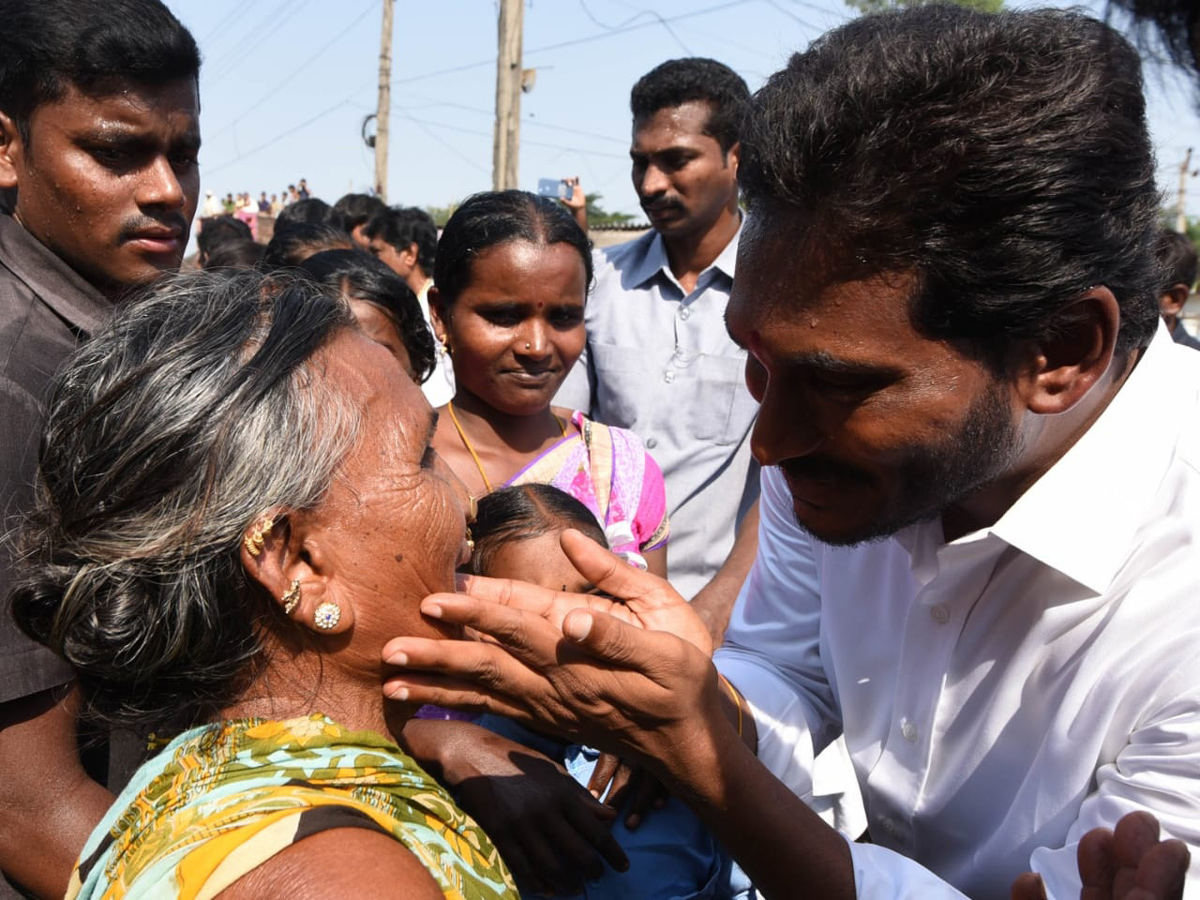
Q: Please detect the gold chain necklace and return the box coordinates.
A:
[447,400,567,495]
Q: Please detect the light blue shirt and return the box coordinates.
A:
[557,224,759,600]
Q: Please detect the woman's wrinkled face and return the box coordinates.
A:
[432,240,587,416]
[307,329,471,652]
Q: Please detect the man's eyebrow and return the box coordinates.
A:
[790,350,899,376]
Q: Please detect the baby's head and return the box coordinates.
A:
[469,484,607,592]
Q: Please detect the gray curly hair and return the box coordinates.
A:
[11,269,361,733]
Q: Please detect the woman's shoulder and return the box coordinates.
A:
[558,409,647,452]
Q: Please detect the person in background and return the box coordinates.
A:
[0,1,200,895]
[203,237,264,270]
[258,190,270,213]
[333,192,386,248]
[285,184,298,206]
[197,215,252,268]
[556,58,760,647]
[364,205,454,406]
[428,190,668,576]
[261,222,352,269]
[11,268,517,900]
[300,248,436,385]
[274,197,337,233]
[1154,228,1200,349]
[269,192,283,216]
[201,189,223,218]
[297,177,311,200]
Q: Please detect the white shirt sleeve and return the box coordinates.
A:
[714,466,842,801]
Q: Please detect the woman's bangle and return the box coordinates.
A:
[717,672,745,738]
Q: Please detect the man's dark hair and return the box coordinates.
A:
[630,57,750,153]
[196,216,252,265]
[468,483,607,577]
[0,0,200,141]
[1154,229,1198,291]
[273,198,338,233]
[364,206,438,275]
[300,249,437,384]
[333,193,386,234]
[204,238,265,271]
[434,191,593,309]
[262,223,352,270]
[738,6,1161,363]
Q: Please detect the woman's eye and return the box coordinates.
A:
[550,308,584,328]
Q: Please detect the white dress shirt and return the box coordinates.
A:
[416,278,455,408]
[715,323,1200,899]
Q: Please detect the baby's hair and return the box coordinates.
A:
[469,483,607,576]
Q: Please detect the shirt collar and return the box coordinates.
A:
[624,214,743,289]
[0,213,111,335]
[989,322,1194,594]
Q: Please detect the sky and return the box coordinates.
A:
[171,0,1200,231]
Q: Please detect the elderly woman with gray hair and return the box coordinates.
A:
[10,270,517,900]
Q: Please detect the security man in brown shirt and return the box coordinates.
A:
[0,2,200,896]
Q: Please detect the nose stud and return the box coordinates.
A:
[524,341,531,350]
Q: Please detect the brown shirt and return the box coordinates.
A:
[0,213,113,703]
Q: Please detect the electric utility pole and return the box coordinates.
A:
[493,0,523,191]
[1177,147,1194,234]
[375,0,394,202]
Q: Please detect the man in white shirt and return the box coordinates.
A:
[383,6,1195,899]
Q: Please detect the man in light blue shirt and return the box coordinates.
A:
[559,58,760,642]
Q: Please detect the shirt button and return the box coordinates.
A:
[679,307,691,320]
[901,721,918,742]
[646,438,658,449]
[930,605,950,624]
[663,371,675,383]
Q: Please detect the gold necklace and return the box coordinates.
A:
[447,400,567,495]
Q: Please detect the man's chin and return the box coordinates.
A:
[790,500,909,548]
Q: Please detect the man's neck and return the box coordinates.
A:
[662,206,740,294]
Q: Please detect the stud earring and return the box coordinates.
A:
[313,601,341,630]
[466,527,475,554]
[244,516,274,556]
[281,579,301,615]
[438,333,451,355]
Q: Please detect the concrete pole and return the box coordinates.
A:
[1177,147,1192,234]
[493,0,523,191]
[375,0,394,202]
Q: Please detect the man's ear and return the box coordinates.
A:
[726,140,741,177]
[1159,284,1189,317]
[1019,287,1121,416]
[0,110,24,192]
[239,511,354,635]
[401,242,419,269]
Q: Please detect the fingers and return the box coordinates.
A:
[563,791,630,875]
[623,768,668,830]
[1079,826,1117,899]
[1010,872,1047,900]
[560,529,676,607]
[588,752,621,799]
[561,605,704,681]
[1078,812,1190,900]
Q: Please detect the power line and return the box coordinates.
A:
[390,0,755,87]
[577,0,694,55]
[392,90,628,145]
[204,0,317,89]
[199,0,262,46]
[207,0,379,140]
[205,95,360,175]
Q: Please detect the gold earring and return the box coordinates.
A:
[244,516,274,556]
[313,601,341,630]
[466,527,475,554]
[438,333,451,355]
[281,579,301,615]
